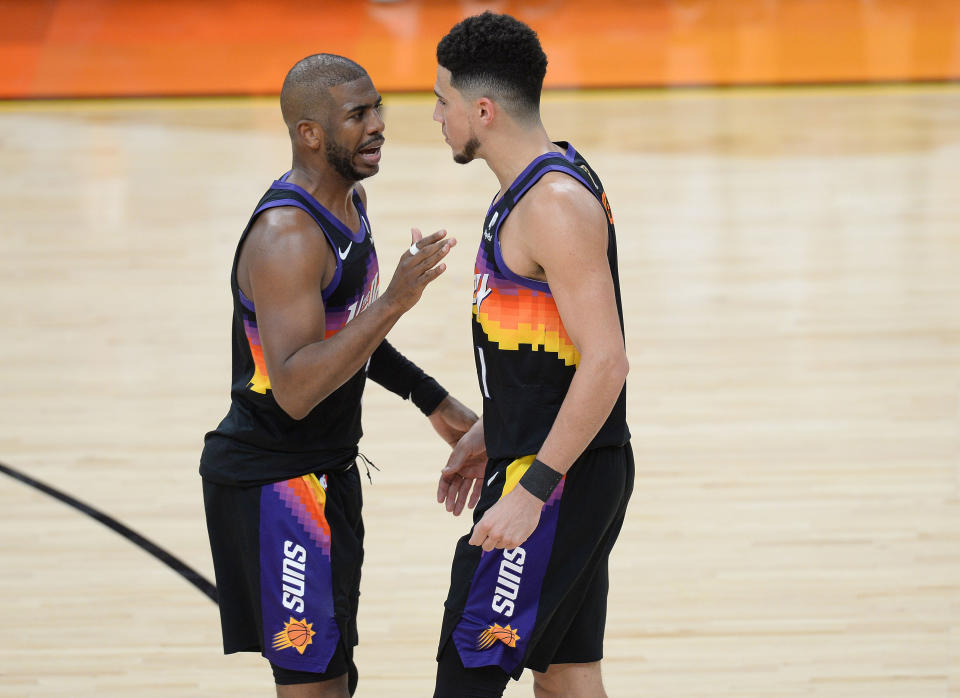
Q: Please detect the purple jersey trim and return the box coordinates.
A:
[484,191,500,221]
[270,177,367,243]
[252,199,343,302]
[512,163,592,204]
[486,149,571,217]
[353,192,372,240]
[238,287,256,312]
[492,235,549,293]
[493,161,593,293]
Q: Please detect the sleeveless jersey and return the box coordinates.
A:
[471,142,629,460]
[200,173,380,486]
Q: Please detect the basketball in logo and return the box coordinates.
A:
[273,617,316,654]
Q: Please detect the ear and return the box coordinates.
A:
[475,97,496,127]
[296,119,325,151]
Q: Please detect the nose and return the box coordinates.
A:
[432,101,443,124]
[368,107,385,134]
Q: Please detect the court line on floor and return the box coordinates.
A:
[0,460,218,603]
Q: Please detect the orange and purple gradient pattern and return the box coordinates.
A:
[243,316,271,394]
[474,247,579,367]
[273,475,332,557]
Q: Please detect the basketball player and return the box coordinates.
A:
[199,54,477,698]
[430,13,634,698]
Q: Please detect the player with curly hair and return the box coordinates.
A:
[431,12,634,698]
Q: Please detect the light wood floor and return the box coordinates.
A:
[1,86,959,697]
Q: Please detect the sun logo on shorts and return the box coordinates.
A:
[477,623,520,650]
[272,617,316,654]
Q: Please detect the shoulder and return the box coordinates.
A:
[246,205,332,265]
[513,171,607,243]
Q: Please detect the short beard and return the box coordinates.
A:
[453,136,481,165]
[325,138,370,182]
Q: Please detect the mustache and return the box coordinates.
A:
[358,136,385,151]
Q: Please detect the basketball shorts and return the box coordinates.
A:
[436,443,634,682]
[202,464,363,680]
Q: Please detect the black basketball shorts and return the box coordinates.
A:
[436,443,634,680]
[202,465,364,679]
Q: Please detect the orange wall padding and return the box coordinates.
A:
[1,0,959,99]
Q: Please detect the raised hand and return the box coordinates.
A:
[381,228,456,313]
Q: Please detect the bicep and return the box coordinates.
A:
[246,219,332,375]
[530,197,622,356]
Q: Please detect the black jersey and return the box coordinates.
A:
[200,173,380,486]
[471,143,629,460]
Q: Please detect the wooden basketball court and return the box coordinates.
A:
[2,0,960,695]
[1,83,958,696]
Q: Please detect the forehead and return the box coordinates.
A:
[434,66,453,93]
[327,76,378,109]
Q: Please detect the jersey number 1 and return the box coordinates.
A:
[476,346,491,399]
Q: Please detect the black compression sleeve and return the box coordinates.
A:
[368,340,448,415]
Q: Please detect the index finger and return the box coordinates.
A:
[468,519,489,547]
[422,235,457,253]
[468,479,483,509]
[418,229,447,247]
[451,476,472,515]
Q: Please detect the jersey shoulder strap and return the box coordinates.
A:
[485,144,606,242]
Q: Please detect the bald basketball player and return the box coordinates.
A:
[430,14,634,698]
[200,54,477,698]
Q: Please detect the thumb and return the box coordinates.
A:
[410,227,423,245]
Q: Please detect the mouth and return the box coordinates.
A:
[357,138,384,166]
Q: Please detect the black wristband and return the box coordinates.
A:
[518,458,563,502]
[411,376,448,415]
[367,340,448,416]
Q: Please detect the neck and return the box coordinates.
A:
[481,121,560,192]
[286,155,356,221]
